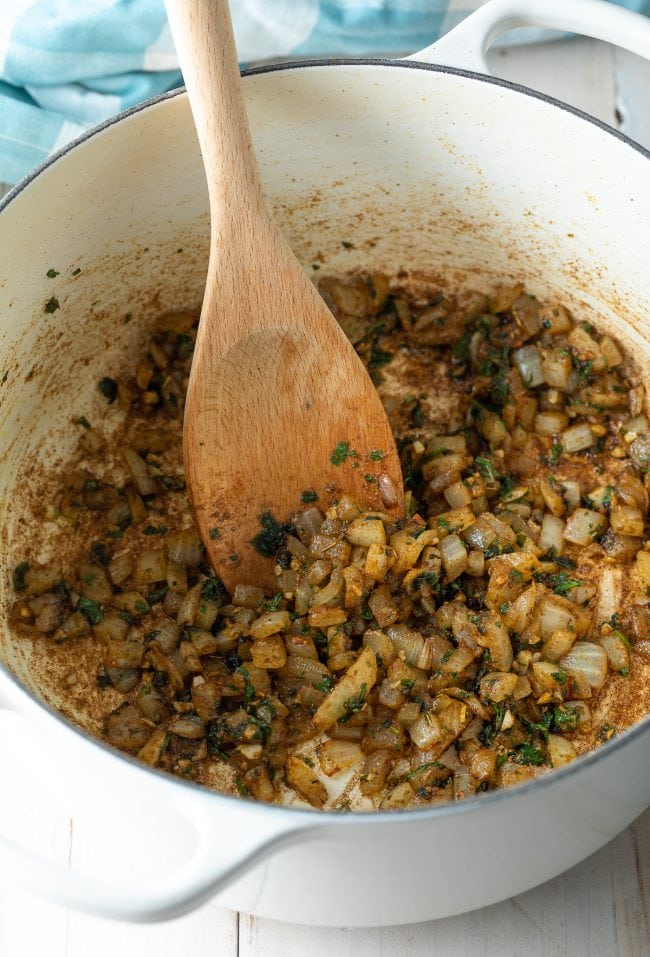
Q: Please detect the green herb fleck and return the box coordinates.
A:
[147,584,168,605]
[475,456,498,482]
[44,296,60,314]
[551,572,582,596]
[264,593,283,611]
[316,675,334,693]
[77,595,103,625]
[98,377,118,403]
[251,510,293,557]
[201,576,226,603]
[209,527,221,540]
[612,628,634,650]
[369,346,394,369]
[12,561,30,592]
[368,449,384,461]
[46,268,60,278]
[300,490,319,503]
[512,741,545,766]
[406,761,442,780]
[340,682,367,722]
[521,710,553,744]
[236,666,256,703]
[553,704,580,731]
[330,441,358,466]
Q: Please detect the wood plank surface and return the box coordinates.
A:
[0,35,648,957]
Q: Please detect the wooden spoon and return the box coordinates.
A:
[165,0,403,591]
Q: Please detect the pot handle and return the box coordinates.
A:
[0,703,307,922]
[407,0,650,72]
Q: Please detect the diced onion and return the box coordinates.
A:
[539,595,577,639]
[534,411,569,436]
[599,632,630,673]
[539,514,565,555]
[444,480,472,509]
[408,711,442,750]
[167,527,202,566]
[542,348,573,390]
[386,624,425,667]
[560,641,608,691]
[123,448,157,496]
[547,734,577,767]
[513,345,544,387]
[439,534,468,581]
[561,422,594,453]
[610,504,644,537]
[563,508,607,546]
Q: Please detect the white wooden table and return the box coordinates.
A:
[1,36,649,957]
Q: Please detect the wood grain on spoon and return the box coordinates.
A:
[165,0,403,591]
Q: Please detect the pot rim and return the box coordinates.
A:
[2,56,649,218]
[1,56,648,826]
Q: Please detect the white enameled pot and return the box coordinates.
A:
[0,0,649,928]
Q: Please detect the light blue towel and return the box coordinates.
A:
[0,0,648,184]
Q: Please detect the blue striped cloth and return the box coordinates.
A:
[0,0,648,184]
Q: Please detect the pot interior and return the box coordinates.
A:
[0,62,648,789]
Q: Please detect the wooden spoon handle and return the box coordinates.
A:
[164,0,267,239]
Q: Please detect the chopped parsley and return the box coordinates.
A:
[44,296,60,313]
[330,441,358,466]
[147,584,168,605]
[340,682,367,722]
[236,666,256,703]
[12,561,30,592]
[368,449,385,461]
[512,742,545,766]
[316,675,334,693]
[201,576,227,603]
[251,510,294,558]
[406,761,442,780]
[264,593,283,611]
[209,527,221,540]
[553,704,581,731]
[300,490,319,503]
[89,541,110,567]
[369,346,393,369]
[77,595,103,625]
[98,377,118,403]
[475,456,498,482]
[551,572,582,596]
